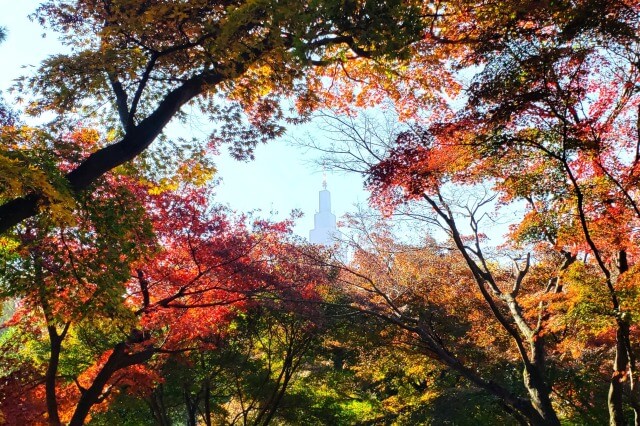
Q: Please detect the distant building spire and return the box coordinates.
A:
[309,176,337,245]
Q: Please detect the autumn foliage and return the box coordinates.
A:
[0,127,325,424]
[2,1,640,425]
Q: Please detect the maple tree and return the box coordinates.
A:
[267,272,529,424]
[316,209,564,424]
[0,146,326,425]
[297,2,640,424]
[424,3,640,423]
[3,1,640,424]
[308,97,637,424]
[89,303,323,425]
[0,0,431,233]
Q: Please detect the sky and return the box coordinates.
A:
[0,1,369,239]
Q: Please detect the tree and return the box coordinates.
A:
[318,208,567,424]
[90,303,323,426]
[420,3,640,423]
[301,2,640,423]
[306,100,638,424]
[0,0,430,233]
[4,1,640,423]
[0,159,325,424]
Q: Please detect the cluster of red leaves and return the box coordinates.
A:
[1,167,326,423]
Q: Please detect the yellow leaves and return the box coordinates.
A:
[179,160,216,187]
[0,125,81,226]
[105,128,119,143]
[613,266,640,322]
[0,152,76,226]
[71,128,100,148]
[381,394,405,414]
[147,179,179,196]
[246,64,276,98]
[144,158,216,195]
[0,236,19,257]
[0,155,31,195]
[538,261,618,354]
[405,361,429,379]
[225,62,280,108]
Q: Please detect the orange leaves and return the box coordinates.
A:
[313,49,456,121]
[0,154,329,422]
[0,379,47,426]
[367,128,473,213]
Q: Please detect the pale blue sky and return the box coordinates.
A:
[0,0,368,239]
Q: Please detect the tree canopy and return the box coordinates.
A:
[2,1,640,425]
[0,0,429,232]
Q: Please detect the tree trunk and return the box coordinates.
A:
[258,367,293,426]
[609,325,628,426]
[522,336,560,425]
[68,342,155,426]
[522,364,559,425]
[148,390,171,426]
[185,386,197,426]
[45,329,62,426]
[422,334,549,425]
[0,71,221,234]
[202,381,212,426]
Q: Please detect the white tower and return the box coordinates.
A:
[309,177,337,245]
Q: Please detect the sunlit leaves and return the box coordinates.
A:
[0,126,76,225]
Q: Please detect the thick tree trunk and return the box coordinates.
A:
[68,341,155,426]
[419,329,549,425]
[45,329,62,426]
[609,252,633,426]
[523,364,559,425]
[0,195,39,234]
[0,75,208,234]
[523,337,560,425]
[609,325,628,426]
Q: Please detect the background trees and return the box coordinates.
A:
[298,2,640,423]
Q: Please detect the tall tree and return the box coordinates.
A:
[428,3,640,423]
[307,102,639,424]
[305,2,640,423]
[319,208,568,424]
[0,161,325,424]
